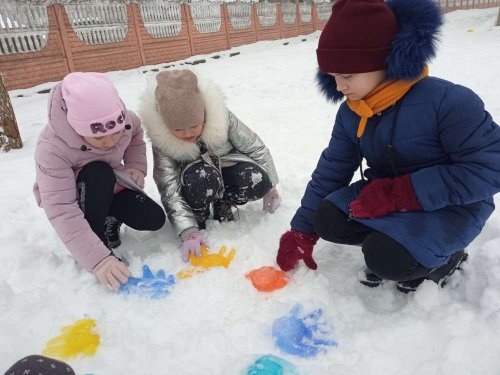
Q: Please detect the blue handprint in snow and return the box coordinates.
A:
[119,265,175,299]
[272,304,337,357]
[246,354,300,375]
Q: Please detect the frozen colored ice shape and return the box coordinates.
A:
[42,319,99,360]
[246,266,289,292]
[178,245,236,279]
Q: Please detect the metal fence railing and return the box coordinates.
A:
[299,3,312,23]
[64,3,128,45]
[281,3,296,25]
[190,2,221,34]
[140,2,182,38]
[227,3,252,30]
[0,4,49,55]
[256,3,277,27]
[316,3,332,22]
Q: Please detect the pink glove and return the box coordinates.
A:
[263,187,281,213]
[93,255,131,290]
[181,231,206,263]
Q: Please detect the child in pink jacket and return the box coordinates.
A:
[33,72,166,289]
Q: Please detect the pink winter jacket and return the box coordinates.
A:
[33,83,147,271]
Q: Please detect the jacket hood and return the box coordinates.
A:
[317,0,443,103]
[139,71,229,162]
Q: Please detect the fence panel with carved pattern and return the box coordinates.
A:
[140,2,182,38]
[64,3,128,45]
[280,3,298,38]
[0,3,49,55]
[316,3,332,22]
[255,3,280,41]
[227,3,251,30]
[256,3,277,27]
[137,2,190,65]
[312,2,330,30]
[187,3,227,55]
[281,3,296,25]
[225,3,256,48]
[0,3,68,90]
[298,3,313,35]
[190,2,221,34]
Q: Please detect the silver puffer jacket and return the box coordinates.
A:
[139,74,279,237]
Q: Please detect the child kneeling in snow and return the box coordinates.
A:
[276,0,500,293]
[34,72,166,290]
[139,70,280,262]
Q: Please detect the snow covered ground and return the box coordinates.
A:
[1,8,500,375]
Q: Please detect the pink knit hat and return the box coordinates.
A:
[61,72,125,138]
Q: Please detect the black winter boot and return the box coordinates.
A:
[104,216,122,249]
[358,268,384,288]
[191,206,210,230]
[396,250,468,293]
[213,200,238,223]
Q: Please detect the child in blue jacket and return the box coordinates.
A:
[276,0,500,292]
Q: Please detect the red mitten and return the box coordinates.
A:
[276,230,320,272]
[350,174,422,219]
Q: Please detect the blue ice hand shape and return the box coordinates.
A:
[119,265,175,299]
[272,304,337,357]
[246,354,300,375]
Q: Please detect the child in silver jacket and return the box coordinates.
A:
[139,70,280,262]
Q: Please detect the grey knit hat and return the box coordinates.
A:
[155,70,205,130]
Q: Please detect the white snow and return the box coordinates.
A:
[251,172,263,188]
[1,8,500,375]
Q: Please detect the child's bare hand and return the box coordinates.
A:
[126,168,145,189]
[93,255,131,290]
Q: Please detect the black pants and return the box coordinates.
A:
[313,200,432,281]
[182,161,272,212]
[76,161,166,244]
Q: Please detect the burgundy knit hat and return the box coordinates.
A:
[316,0,398,74]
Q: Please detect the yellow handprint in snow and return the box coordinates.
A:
[42,318,99,360]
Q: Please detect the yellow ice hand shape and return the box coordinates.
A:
[177,245,236,279]
[42,319,100,360]
[189,245,236,268]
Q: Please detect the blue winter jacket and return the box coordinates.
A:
[291,77,500,268]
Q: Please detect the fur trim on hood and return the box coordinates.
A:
[139,71,229,162]
[316,0,442,103]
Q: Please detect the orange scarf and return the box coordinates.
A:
[347,66,429,138]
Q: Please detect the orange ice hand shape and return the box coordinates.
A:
[42,319,100,360]
[177,245,236,279]
[246,266,289,292]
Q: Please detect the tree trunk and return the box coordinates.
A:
[0,73,22,151]
[497,6,500,27]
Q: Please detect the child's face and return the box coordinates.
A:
[329,70,386,100]
[83,130,123,151]
[171,123,203,143]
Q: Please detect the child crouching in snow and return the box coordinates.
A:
[34,72,166,290]
[139,69,280,262]
[276,0,500,293]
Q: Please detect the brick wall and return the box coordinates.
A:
[2,1,498,90]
